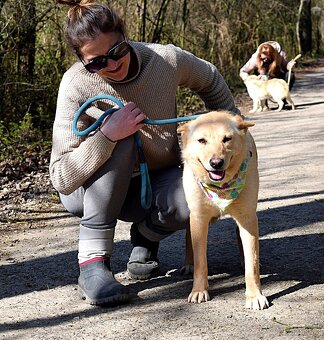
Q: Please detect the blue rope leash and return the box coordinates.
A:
[72,94,201,209]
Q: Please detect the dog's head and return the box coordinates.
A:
[177,111,254,184]
[244,75,260,84]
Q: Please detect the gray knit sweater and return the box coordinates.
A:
[49,41,239,195]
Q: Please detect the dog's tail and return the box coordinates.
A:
[287,54,301,87]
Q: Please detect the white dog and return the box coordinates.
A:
[244,75,295,113]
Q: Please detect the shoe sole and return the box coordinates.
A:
[127,270,152,280]
[79,287,131,306]
[127,266,159,280]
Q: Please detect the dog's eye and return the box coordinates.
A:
[223,136,232,143]
[198,138,207,145]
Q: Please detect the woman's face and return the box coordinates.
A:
[260,52,272,64]
[80,31,131,81]
[259,45,276,65]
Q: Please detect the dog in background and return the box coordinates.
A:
[244,75,295,113]
[177,111,269,310]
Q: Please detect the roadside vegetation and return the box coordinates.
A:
[0,0,323,180]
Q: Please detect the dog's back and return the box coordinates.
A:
[265,78,289,99]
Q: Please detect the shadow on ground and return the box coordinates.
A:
[1,191,323,304]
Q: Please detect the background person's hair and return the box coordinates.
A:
[57,0,125,55]
[256,43,281,78]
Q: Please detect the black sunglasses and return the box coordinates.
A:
[81,40,131,73]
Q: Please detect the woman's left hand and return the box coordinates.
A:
[287,60,296,70]
[99,102,145,142]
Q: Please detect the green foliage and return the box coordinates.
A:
[0,113,51,163]
[272,317,322,334]
[0,0,323,166]
[0,0,68,131]
[176,88,205,117]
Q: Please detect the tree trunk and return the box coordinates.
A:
[141,0,147,41]
[151,0,170,43]
[297,0,312,54]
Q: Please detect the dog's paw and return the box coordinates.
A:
[245,294,269,310]
[188,290,210,303]
[180,264,194,275]
[248,109,256,114]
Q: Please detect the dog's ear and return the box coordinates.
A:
[233,114,255,131]
[177,122,190,135]
[177,122,190,146]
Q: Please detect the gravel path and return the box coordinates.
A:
[1,64,323,340]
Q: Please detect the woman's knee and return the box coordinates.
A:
[59,189,84,217]
[84,136,136,188]
[150,167,190,231]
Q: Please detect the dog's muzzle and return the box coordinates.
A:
[209,158,225,181]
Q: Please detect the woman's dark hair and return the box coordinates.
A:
[57,0,125,54]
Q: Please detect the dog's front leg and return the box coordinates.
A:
[234,213,269,310]
[261,99,269,111]
[249,99,259,114]
[188,216,210,303]
[256,99,263,112]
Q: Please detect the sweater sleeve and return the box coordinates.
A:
[239,53,258,80]
[49,73,117,195]
[279,50,289,71]
[175,47,240,114]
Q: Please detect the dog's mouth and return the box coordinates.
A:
[198,158,226,182]
[208,170,225,182]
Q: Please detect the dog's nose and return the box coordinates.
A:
[209,158,224,170]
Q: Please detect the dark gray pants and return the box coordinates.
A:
[59,137,189,261]
[284,71,295,90]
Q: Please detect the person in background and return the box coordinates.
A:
[50,0,240,306]
[239,41,297,89]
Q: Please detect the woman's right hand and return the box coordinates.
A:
[100,102,146,142]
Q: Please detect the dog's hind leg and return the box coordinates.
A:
[275,99,284,111]
[180,227,194,275]
[286,94,295,110]
[235,226,245,268]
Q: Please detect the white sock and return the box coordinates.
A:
[78,224,115,264]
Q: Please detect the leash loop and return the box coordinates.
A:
[72,95,124,137]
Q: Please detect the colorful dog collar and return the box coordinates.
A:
[197,158,249,213]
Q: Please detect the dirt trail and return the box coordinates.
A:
[1,64,324,340]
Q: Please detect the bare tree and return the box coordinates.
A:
[0,0,64,127]
[297,0,312,54]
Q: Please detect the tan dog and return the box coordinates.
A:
[177,111,269,310]
[244,75,295,113]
